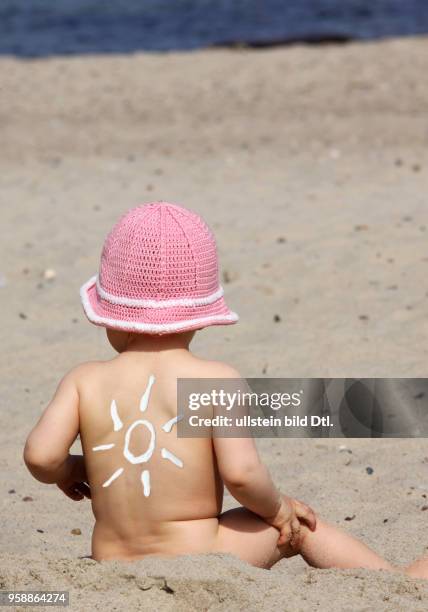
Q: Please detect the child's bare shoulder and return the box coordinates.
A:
[59,360,105,386]
[188,355,242,379]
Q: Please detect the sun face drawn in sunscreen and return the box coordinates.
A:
[92,374,184,494]
[123,420,156,464]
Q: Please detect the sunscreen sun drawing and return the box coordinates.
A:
[92,375,183,497]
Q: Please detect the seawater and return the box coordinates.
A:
[1,0,428,57]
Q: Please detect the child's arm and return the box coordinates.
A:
[213,434,316,545]
[214,434,282,518]
[213,433,285,518]
[205,364,316,544]
[23,366,90,500]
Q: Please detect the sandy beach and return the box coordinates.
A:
[1,36,428,610]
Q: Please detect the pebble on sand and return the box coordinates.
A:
[354,224,369,231]
[338,445,352,453]
[413,392,425,399]
[19,312,27,320]
[273,314,281,323]
[344,515,356,521]
[359,314,369,321]
[43,268,56,280]
[8,489,15,494]
[23,496,33,501]
[71,528,82,535]
[366,467,374,475]
[222,270,232,284]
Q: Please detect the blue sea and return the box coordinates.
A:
[1,0,428,57]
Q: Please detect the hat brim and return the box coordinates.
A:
[80,276,239,335]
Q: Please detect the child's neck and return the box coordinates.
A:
[122,331,194,355]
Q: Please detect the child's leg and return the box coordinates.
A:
[214,507,395,571]
[297,521,428,577]
[296,518,395,571]
[214,507,293,568]
[404,557,428,579]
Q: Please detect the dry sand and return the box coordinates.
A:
[1,36,428,610]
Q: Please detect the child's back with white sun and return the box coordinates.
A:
[78,342,228,560]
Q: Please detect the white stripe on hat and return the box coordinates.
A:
[88,275,225,309]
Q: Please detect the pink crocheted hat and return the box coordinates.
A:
[80,201,239,334]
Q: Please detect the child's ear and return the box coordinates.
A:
[106,328,130,353]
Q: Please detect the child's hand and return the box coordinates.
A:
[265,494,316,547]
[56,455,91,501]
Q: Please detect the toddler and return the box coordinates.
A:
[23,202,427,576]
